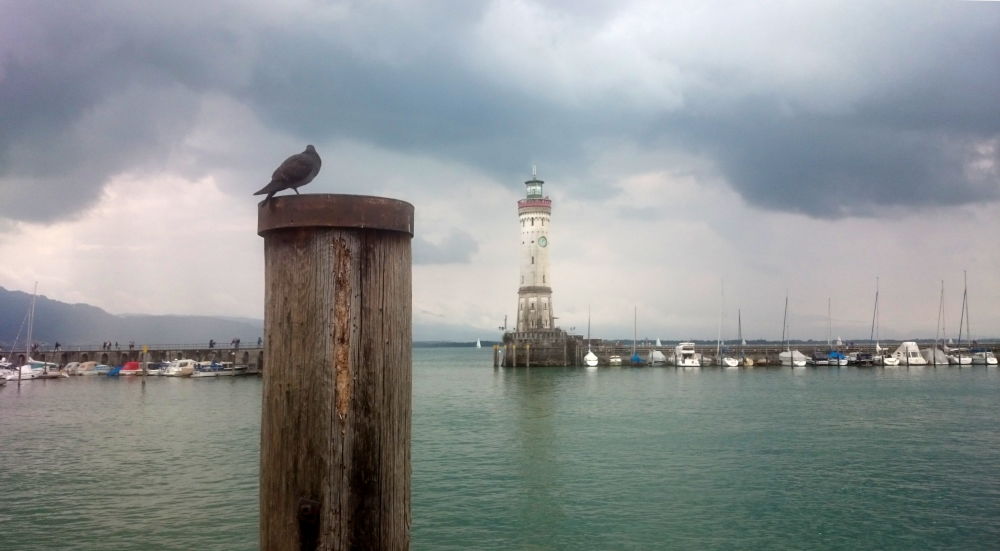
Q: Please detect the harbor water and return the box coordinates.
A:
[2,348,999,550]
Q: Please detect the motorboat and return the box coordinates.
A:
[32,360,67,379]
[809,353,829,367]
[891,341,928,366]
[608,355,622,366]
[162,359,196,377]
[779,349,808,367]
[95,364,112,375]
[78,361,99,375]
[64,362,81,375]
[673,342,700,367]
[971,349,998,366]
[120,361,143,376]
[143,361,168,376]
[193,361,236,378]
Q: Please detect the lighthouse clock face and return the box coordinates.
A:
[538,236,548,247]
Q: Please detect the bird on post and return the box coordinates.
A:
[254,145,322,202]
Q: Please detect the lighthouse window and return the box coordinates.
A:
[542,275,545,283]
[531,256,534,264]
[531,218,534,226]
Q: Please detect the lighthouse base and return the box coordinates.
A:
[499,329,581,367]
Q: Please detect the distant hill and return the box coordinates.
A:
[0,286,262,348]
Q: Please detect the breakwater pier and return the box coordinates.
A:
[494,335,999,367]
[7,343,264,370]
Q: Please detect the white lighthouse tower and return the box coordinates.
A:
[516,167,555,332]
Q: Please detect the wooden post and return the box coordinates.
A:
[512,343,517,368]
[258,194,413,551]
[526,344,531,368]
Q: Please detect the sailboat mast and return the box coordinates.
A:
[827,297,832,349]
[963,270,971,347]
[958,272,967,351]
[26,282,37,359]
[781,295,788,351]
[935,280,943,362]
[717,282,723,361]
[632,306,637,357]
[587,305,592,352]
[20,282,38,384]
[738,308,743,360]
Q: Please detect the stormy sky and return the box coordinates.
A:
[1,0,998,342]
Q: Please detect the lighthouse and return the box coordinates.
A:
[516,168,555,332]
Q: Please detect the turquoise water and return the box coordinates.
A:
[2,350,999,549]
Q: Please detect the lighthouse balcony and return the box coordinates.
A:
[517,198,551,210]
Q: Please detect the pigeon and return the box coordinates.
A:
[254,145,322,202]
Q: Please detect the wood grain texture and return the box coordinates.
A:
[260,227,411,550]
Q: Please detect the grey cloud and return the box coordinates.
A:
[1,1,998,224]
[413,229,478,264]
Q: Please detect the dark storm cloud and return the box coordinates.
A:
[1,1,997,224]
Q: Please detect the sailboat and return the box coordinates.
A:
[9,283,42,382]
[584,306,599,368]
[476,338,482,349]
[923,280,949,365]
[717,282,738,367]
[870,277,899,366]
[630,306,642,365]
[778,294,807,367]
[738,309,753,367]
[948,271,972,365]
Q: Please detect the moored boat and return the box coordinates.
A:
[971,349,998,366]
[162,359,196,377]
[892,341,928,366]
[78,361,100,375]
[779,350,808,367]
[673,342,700,367]
[120,361,143,376]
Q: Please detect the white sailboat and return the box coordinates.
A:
[717,281,738,368]
[948,271,972,365]
[476,338,482,349]
[923,279,948,365]
[870,277,899,366]
[778,294,807,367]
[584,306,598,369]
[8,282,45,382]
[738,309,753,367]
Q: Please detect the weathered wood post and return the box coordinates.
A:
[258,194,413,551]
